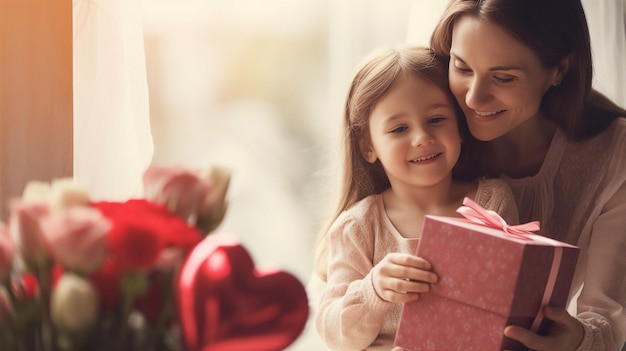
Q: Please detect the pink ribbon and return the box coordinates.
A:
[456,197,561,333]
[456,197,540,240]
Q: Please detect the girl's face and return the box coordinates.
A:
[364,74,461,189]
[448,15,560,141]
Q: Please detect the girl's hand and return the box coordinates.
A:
[504,306,584,351]
[371,252,437,304]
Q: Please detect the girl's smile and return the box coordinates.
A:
[409,152,442,164]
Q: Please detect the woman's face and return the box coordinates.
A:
[448,15,559,141]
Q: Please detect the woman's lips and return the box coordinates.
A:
[470,109,505,121]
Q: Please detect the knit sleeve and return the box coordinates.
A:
[315,211,394,351]
[475,178,520,225]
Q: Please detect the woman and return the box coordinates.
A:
[429,0,626,350]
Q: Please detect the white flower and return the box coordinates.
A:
[21,181,51,203]
[49,178,91,212]
[51,273,99,332]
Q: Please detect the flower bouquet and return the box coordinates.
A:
[0,165,309,351]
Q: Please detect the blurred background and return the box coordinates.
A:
[141,0,442,283]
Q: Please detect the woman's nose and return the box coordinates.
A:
[465,76,492,108]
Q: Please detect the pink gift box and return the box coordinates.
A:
[394,213,579,351]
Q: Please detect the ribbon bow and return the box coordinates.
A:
[456,197,540,240]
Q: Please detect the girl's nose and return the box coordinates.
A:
[411,129,434,147]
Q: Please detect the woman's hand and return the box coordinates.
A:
[504,306,584,351]
[371,253,437,304]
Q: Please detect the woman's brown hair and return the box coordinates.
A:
[430,0,626,142]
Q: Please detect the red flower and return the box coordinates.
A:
[89,258,123,308]
[94,200,202,270]
[135,272,174,321]
[11,273,39,301]
[107,219,164,270]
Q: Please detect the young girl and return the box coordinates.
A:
[313,46,519,350]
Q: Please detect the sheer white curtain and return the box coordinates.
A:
[73,0,153,200]
[582,0,626,108]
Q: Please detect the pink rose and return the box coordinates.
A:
[45,206,111,273]
[142,165,230,233]
[143,165,209,220]
[0,223,14,281]
[9,199,51,267]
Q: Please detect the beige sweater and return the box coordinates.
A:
[315,178,518,351]
[502,118,626,351]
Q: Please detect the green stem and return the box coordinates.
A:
[117,271,149,350]
[37,263,56,351]
[117,290,134,350]
[146,273,175,351]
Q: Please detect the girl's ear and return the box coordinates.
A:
[359,137,377,164]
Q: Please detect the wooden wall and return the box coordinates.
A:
[0,0,73,219]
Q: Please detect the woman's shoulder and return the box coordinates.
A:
[573,117,626,148]
[607,117,626,146]
[562,117,626,164]
[476,178,512,197]
[598,116,625,139]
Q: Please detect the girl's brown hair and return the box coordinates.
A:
[430,0,626,142]
[313,46,463,280]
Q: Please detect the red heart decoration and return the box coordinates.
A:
[177,233,309,351]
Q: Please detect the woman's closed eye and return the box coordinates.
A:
[452,66,471,74]
[454,68,515,84]
[452,58,516,84]
[451,59,471,74]
[494,75,515,84]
